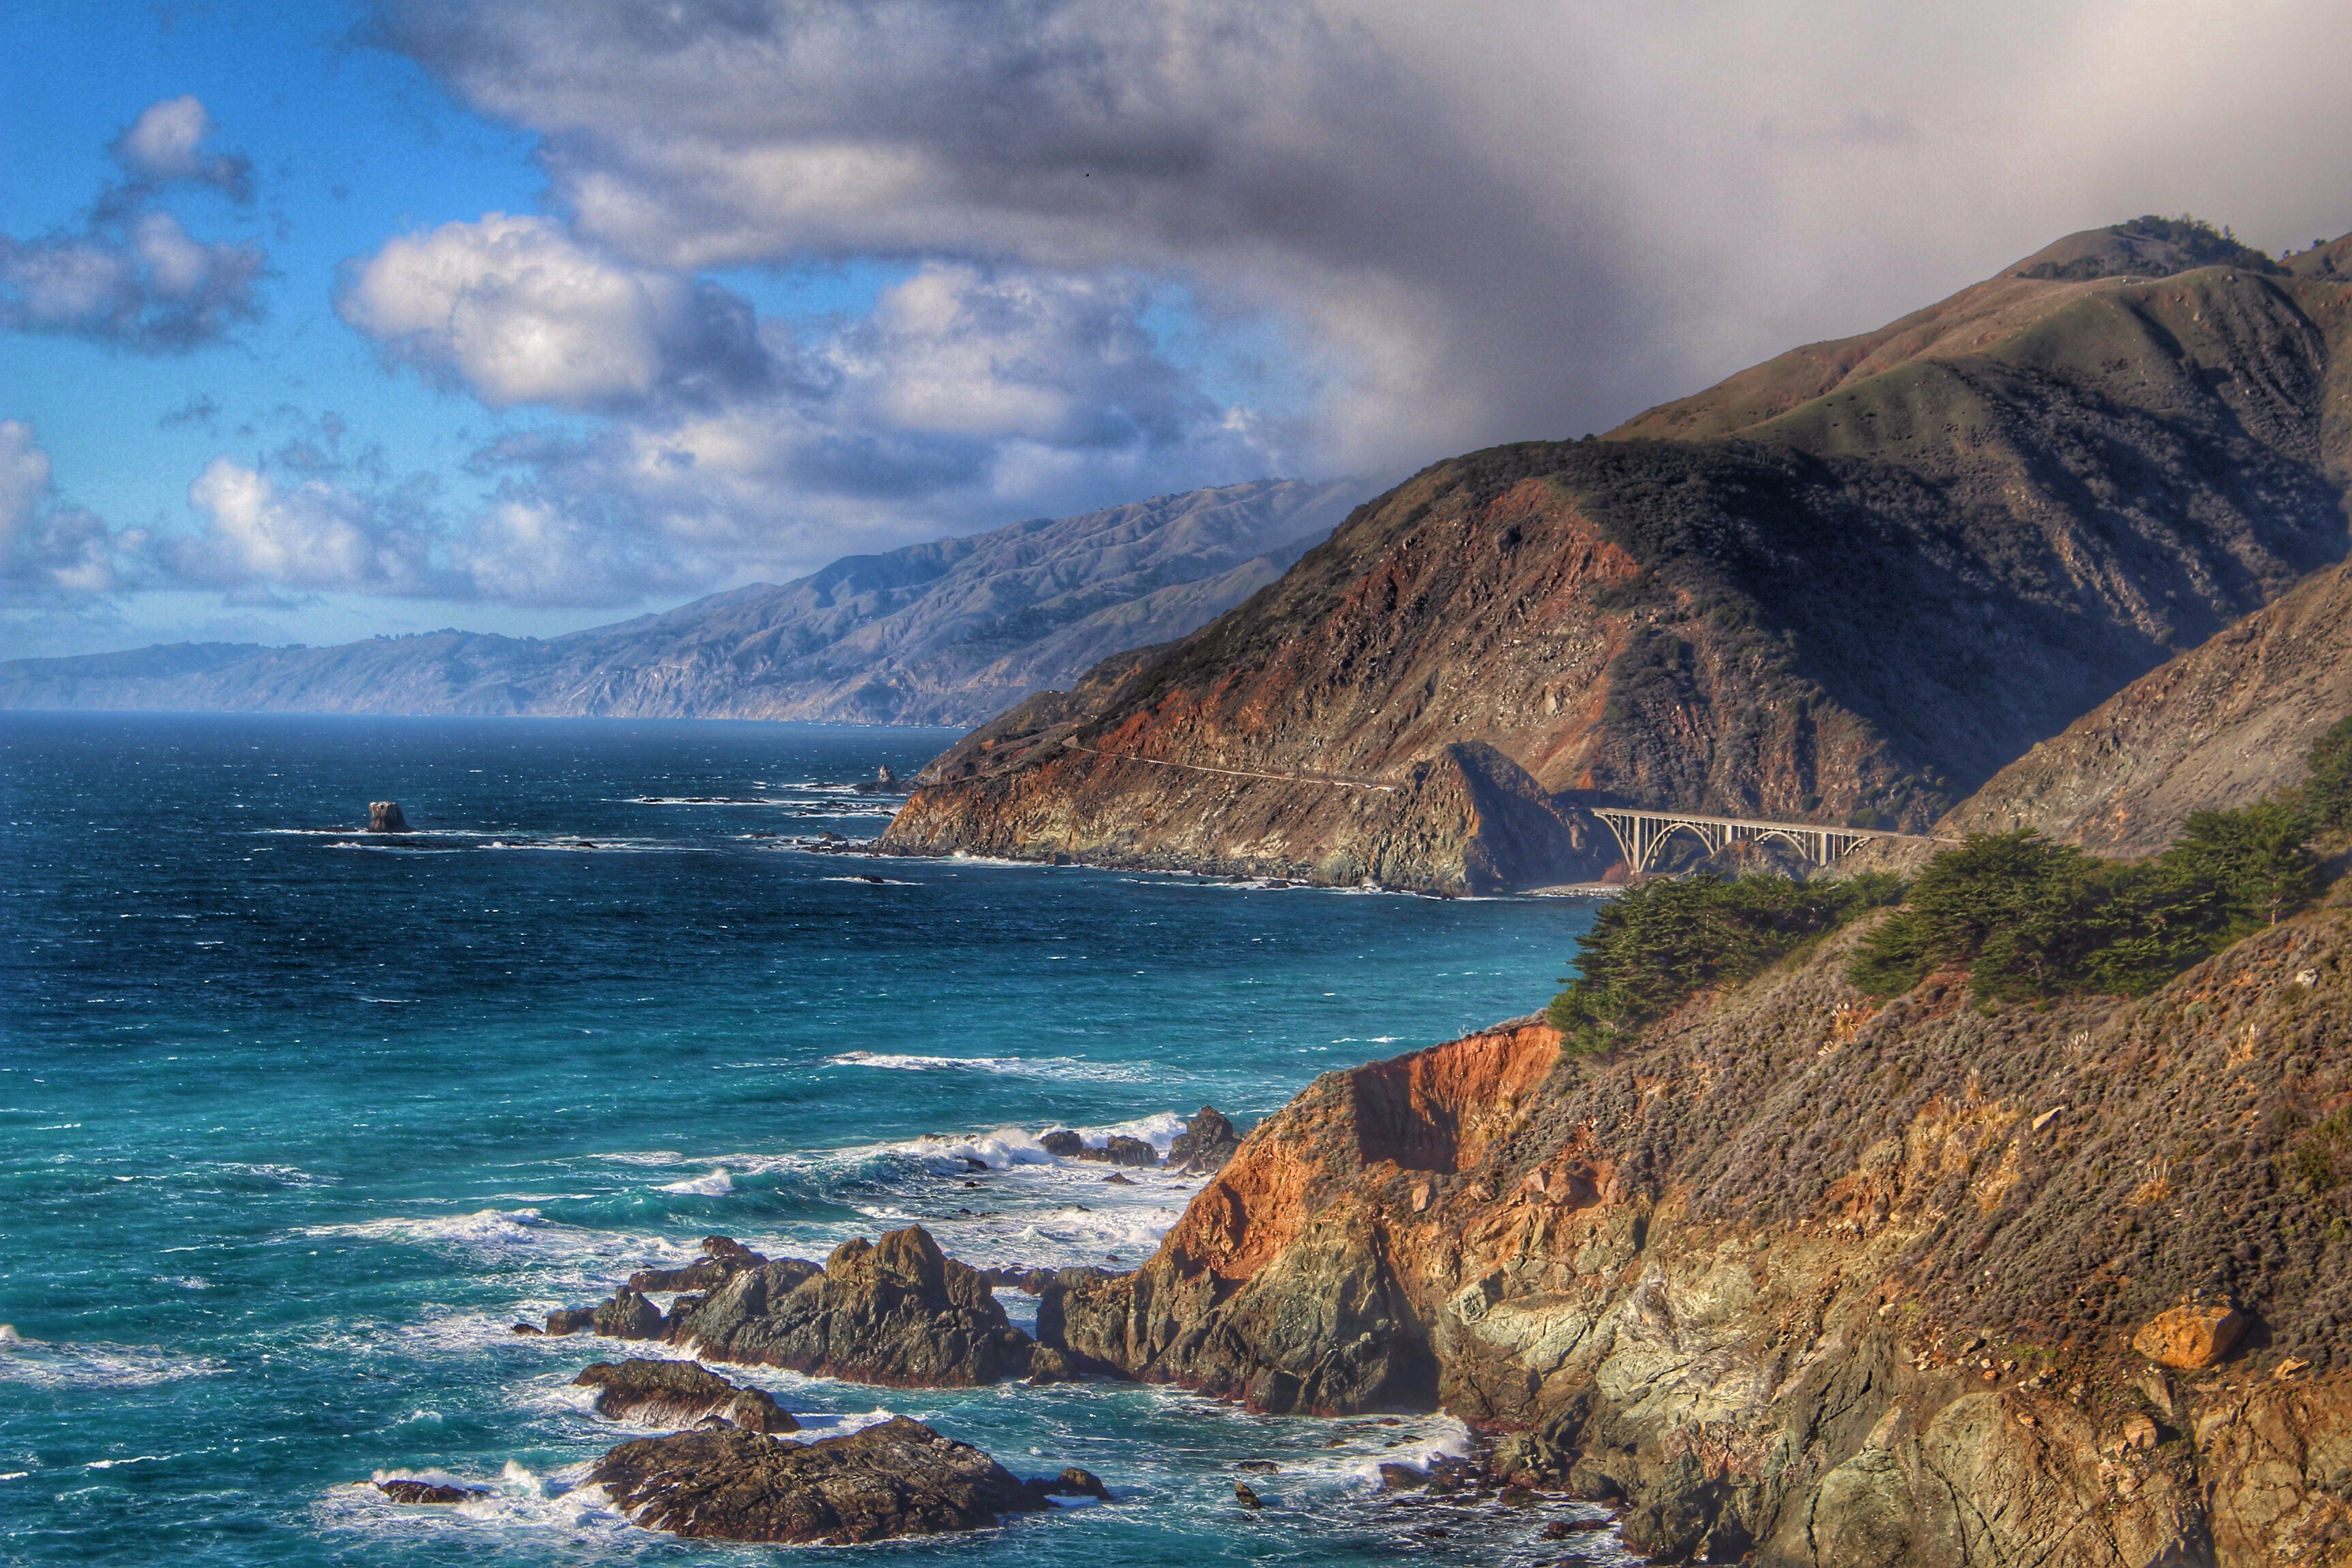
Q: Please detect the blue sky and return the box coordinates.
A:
[4,0,2346,659]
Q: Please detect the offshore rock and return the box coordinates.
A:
[1075,1134,1159,1168]
[375,1479,485,1503]
[572,1358,797,1433]
[628,1235,766,1294]
[367,801,410,833]
[587,1416,1049,1544]
[673,1225,1035,1386]
[1167,1105,1243,1175]
[1034,875,2352,1567]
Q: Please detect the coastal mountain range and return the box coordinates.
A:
[0,478,1367,728]
[880,222,2352,891]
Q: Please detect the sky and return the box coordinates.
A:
[3,0,2347,661]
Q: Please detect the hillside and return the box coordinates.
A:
[879,220,2352,892]
[0,478,1365,726]
[1944,555,2352,854]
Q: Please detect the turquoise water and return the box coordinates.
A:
[0,713,1609,1565]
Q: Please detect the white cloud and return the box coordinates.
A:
[1,420,133,599]
[336,213,768,410]
[0,95,263,352]
[174,457,445,595]
[112,95,250,197]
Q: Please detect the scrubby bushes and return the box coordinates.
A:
[1547,872,1904,1054]
[1849,804,2324,1003]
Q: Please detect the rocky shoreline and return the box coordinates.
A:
[365,879,2352,1562]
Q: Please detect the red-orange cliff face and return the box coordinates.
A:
[1041,883,2352,1565]
[883,225,2352,893]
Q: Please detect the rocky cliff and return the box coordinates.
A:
[0,478,1364,726]
[882,221,2352,893]
[1036,877,2352,1565]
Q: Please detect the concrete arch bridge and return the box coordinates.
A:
[1590,806,1941,874]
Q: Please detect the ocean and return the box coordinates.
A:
[0,711,1616,1565]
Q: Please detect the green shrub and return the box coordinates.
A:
[2306,715,2352,834]
[1549,871,1903,1054]
[1850,806,2320,1003]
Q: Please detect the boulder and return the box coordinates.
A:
[592,1288,666,1341]
[376,1479,485,1503]
[2131,1305,2246,1369]
[1038,1129,1086,1157]
[367,801,412,833]
[1166,1105,1243,1175]
[587,1416,1049,1544]
[672,1225,1036,1386]
[1033,1465,1108,1500]
[544,1306,598,1336]
[1076,1134,1158,1167]
[573,1358,797,1433]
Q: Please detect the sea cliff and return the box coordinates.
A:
[1031,881,2352,1565]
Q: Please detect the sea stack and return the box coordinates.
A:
[368,801,412,833]
[877,764,896,787]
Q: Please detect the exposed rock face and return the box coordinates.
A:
[671,1226,1034,1386]
[1167,1105,1244,1175]
[884,226,2352,893]
[1943,557,2352,855]
[366,801,410,832]
[0,479,1365,727]
[587,1416,1049,1544]
[2132,1307,2247,1371]
[572,1358,796,1433]
[1036,880,2352,1566]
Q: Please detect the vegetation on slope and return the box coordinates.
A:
[1546,871,1904,1054]
[1850,715,2352,1002]
[1549,715,2352,1044]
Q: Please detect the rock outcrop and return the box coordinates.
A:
[572,1358,796,1433]
[1167,1105,1245,1175]
[551,1226,1036,1386]
[587,1416,1051,1544]
[366,801,410,833]
[374,1479,485,1503]
[1034,877,2352,1566]
[883,223,2352,893]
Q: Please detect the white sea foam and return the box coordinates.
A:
[0,1336,225,1390]
[657,1167,734,1196]
[819,875,920,885]
[826,1050,1149,1084]
[317,1458,630,1543]
[305,1207,557,1249]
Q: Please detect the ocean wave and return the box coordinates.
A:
[656,1167,735,1196]
[0,1334,227,1390]
[315,1458,629,1544]
[826,1050,1148,1083]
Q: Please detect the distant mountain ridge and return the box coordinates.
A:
[0,478,1369,725]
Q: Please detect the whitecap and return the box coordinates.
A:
[826,1050,1148,1083]
[0,1337,226,1390]
[657,1167,735,1196]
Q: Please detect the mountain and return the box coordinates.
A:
[880,220,2352,892]
[0,478,1367,726]
[1943,554,2352,854]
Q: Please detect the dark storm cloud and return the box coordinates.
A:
[372,0,2352,470]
